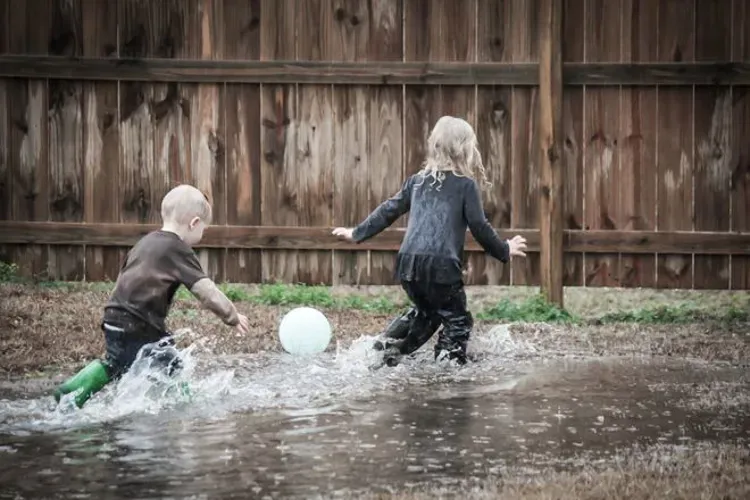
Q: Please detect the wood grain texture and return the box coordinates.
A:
[333,85,370,284]
[693,0,732,289]
[297,2,334,284]
[223,0,262,284]
[81,0,121,281]
[118,0,166,225]
[656,0,695,289]
[510,87,540,285]
[4,222,748,255]
[731,1,750,288]
[583,0,621,287]
[560,0,585,286]
[470,87,512,285]
[368,86,402,285]
[48,0,85,281]
[538,0,564,304]
[3,56,750,85]
[508,0,540,285]
[477,0,510,62]
[6,0,50,279]
[225,83,262,283]
[296,84,334,284]
[619,0,658,287]
[367,0,402,284]
[260,84,299,283]
[223,0,261,60]
[330,0,370,284]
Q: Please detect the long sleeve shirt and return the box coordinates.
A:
[352,171,510,284]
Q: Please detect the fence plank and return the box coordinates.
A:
[0,0,8,233]
[2,222,749,255]
[82,0,122,281]
[224,0,262,285]
[186,0,226,282]
[367,0,402,285]
[260,84,299,283]
[471,87,512,285]
[538,0,564,305]
[583,0,621,287]
[333,85,370,284]
[619,0,658,287]
[693,0,733,290]
[330,0,371,285]
[731,1,750,289]
[6,0,50,280]
[118,0,166,226]
[509,0,541,286]
[368,85,402,285]
[560,0,584,286]
[2,55,750,85]
[296,84,335,284]
[656,0,695,289]
[297,2,334,285]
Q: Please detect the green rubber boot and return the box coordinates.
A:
[53,360,112,408]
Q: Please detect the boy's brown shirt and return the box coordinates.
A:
[103,230,207,339]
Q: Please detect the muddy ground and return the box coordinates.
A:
[368,443,750,500]
[1,283,748,376]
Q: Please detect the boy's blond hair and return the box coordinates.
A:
[417,115,490,190]
[160,184,213,225]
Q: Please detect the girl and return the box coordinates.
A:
[332,116,527,366]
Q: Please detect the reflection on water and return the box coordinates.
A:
[0,331,748,499]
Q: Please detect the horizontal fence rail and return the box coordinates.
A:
[1,56,749,85]
[1,222,749,255]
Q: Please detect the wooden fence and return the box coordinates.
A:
[0,0,749,297]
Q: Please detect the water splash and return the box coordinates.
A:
[0,326,542,433]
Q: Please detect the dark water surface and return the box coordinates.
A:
[1,331,748,499]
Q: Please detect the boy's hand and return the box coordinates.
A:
[332,227,354,241]
[507,235,527,257]
[235,313,250,335]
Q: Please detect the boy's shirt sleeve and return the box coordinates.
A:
[352,175,414,242]
[463,180,510,263]
[169,244,209,289]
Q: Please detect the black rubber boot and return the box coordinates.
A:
[373,308,418,351]
[434,311,473,366]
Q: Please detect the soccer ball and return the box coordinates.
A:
[278,307,332,355]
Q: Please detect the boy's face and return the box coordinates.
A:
[184,216,207,245]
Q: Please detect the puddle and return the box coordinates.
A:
[0,329,748,499]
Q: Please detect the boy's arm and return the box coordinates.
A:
[189,278,240,326]
[463,181,510,263]
[171,247,240,326]
[352,176,414,243]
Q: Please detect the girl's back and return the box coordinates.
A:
[397,171,508,284]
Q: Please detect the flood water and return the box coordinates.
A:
[1,328,748,499]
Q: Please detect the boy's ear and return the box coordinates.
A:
[189,216,201,229]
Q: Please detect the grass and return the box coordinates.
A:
[2,260,748,325]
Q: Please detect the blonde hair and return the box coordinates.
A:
[416,116,490,190]
[160,184,212,225]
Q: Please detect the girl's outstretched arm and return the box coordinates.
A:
[463,180,511,262]
[339,176,415,243]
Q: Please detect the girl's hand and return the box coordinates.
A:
[332,227,355,241]
[507,235,527,257]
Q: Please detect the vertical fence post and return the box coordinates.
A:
[538,0,564,306]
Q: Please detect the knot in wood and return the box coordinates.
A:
[547,145,560,163]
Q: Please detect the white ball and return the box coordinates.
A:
[278,307,332,356]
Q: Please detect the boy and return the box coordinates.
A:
[54,184,250,408]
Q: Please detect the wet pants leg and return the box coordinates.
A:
[401,280,473,365]
[104,324,183,380]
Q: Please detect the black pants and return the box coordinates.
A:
[385,280,473,363]
[103,323,182,380]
